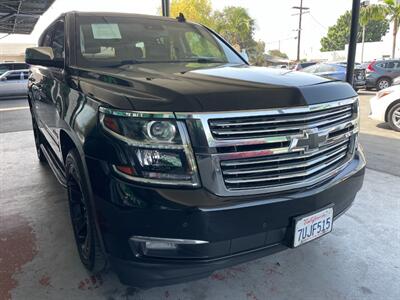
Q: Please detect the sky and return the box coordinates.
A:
[0,0,374,60]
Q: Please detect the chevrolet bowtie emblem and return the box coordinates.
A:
[289,128,328,153]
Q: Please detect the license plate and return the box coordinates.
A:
[293,207,333,247]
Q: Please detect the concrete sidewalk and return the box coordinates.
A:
[1,130,399,300]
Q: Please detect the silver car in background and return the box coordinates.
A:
[0,69,29,98]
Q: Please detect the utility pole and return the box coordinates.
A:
[360,1,370,63]
[161,0,170,17]
[293,0,309,62]
[346,0,360,84]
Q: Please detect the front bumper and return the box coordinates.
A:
[88,148,366,287]
[369,95,386,122]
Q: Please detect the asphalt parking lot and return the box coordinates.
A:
[1,92,399,300]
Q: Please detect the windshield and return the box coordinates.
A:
[76,15,244,67]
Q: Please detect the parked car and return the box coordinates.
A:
[365,59,400,90]
[301,62,366,90]
[0,69,29,98]
[369,85,400,131]
[293,61,317,71]
[0,62,30,76]
[26,11,366,288]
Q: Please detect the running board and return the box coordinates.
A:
[40,144,67,188]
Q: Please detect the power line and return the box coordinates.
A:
[0,34,10,40]
[265,36,298,44]
[308,14,328,30]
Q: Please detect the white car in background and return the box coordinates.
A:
[369,85,400,131]
[0,69,29,98]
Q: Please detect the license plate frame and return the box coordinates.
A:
[293,205,334,248]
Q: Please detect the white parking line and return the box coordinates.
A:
[0,106,29,112]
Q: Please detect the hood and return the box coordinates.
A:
[77,63,357,112]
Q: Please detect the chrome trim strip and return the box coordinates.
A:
[175,97,357,119]
[220,139,349,166]
[209,106,352,127]
[224,157,352,192]
[99,106,175,119]
[224,153,347,184]
[216,127,356,161]
[112,165,200,187]
[211,113,352,136]
[130,236,209,245]
[222,145,348,175]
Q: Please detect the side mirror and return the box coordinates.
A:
[25,47,64,68]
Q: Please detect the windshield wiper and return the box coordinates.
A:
[106,59,142,68]
[188,57,226,63]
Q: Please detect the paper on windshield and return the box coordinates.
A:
[91,24,121,39]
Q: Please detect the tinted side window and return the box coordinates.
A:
[6,72,23,80]
[42,29,53,47]
[51,21,65,59]
[386,61,395,68]
[13,63,29,70]
[0,64,12,75]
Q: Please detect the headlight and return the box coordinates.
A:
[99,107,200,187]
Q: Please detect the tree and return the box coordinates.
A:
[213,7,256,51]
[267,49,288,59]
[381,0,400,58]
[320,10,389,52]
[170,1,262,65]
[170,0,214,27]
[248,40,266,66]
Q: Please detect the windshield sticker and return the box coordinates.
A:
[91,24,121,39]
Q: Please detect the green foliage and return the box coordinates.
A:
[248,40,266,66]
[213,7,255,50]
[170,0,214,27]
[320,10,389,52]
[170,1,264,65]
[267,49,288,59]
[381,0,400,58]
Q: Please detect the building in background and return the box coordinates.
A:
[0,43,36,62]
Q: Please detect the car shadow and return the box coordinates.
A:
[357,90,375,96]
[375,122,398,131]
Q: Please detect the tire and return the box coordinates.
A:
[376,77,391,90]
[31,115,47,163]
[388,103,400,132]
[65,149,107,273]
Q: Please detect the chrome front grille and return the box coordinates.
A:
[209,104,353,139]
[176,97,359,196]
[221,138,350,190]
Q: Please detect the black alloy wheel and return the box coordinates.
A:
[66,149,107,272]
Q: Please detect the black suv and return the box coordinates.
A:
[26,12,366,287]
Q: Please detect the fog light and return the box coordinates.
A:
[145,241,177,250]
[130,236,208,250]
